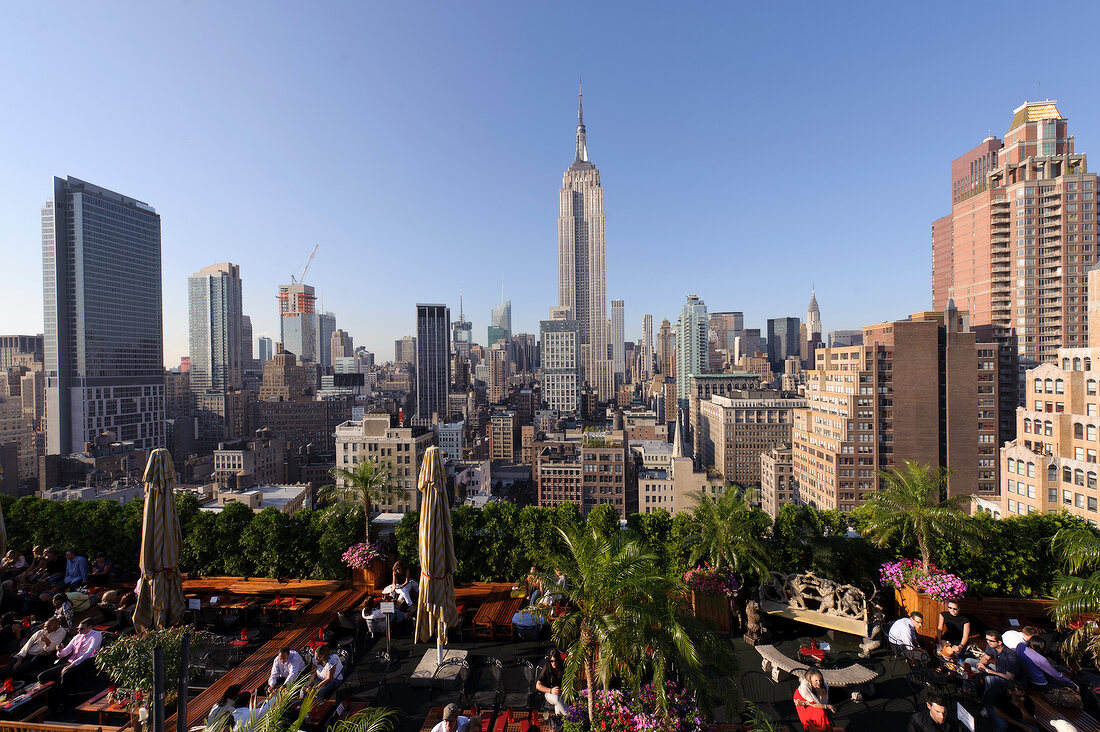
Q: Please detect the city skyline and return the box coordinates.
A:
[4,4,1100,363]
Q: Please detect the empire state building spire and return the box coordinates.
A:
[575,80,588,164]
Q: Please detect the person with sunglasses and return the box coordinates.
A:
[978,629,1022,717]
[936,602,971,656]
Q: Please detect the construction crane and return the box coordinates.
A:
[290,244,319,285]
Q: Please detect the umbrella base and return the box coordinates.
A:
[409,648,468,687]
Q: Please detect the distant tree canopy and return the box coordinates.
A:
[1,492,1094,598]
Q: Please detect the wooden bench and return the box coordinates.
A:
[0,724,122,732]
[755,644,879,701]
[472,591,510,639]
[1028,688,1099,732]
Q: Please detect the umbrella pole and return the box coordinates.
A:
[437,624,443,667]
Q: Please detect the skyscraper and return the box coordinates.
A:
[453,292,473,359]
[188,263,243,394]
[278,283,316,362]
[676,295,709,412]
[767,317,801,369]
[241,315,254,366]
[806,292,822,340]
[317,311,337,367]
[258,337,274,363]
[610,299,625,386]
[488,293,511,349]
[932,100,1099,369]
[43,176,165,455]
[331,329,353,360]
[640,314,654,381]
[558,85,612,401]
[416,304,450,422]
[657,319,674,376]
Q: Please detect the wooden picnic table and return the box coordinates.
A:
[0,681,53,721]
[76,689,134,726]
[472,593,525,640]
[263,597,312,611]
[418,706,444,732]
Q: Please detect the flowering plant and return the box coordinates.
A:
[683,563,741,598]
[341,541,385,569]
[880,559,968,602]
[563,681,706,732]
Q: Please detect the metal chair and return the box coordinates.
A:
[738,671,781,724]
[500,659,535,719]
[430,657,470,706]
[350,650,392,704]
[469,657,503,712]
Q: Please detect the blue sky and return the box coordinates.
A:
[3,2,1100,365]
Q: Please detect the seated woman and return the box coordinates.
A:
[535,650,571,716]
[206,684,241,729]
[0,551,27,582]
[361,596,404,634]
[88,553,114,586]
[793,669,838,732]
[522,566,543,607]
[385,560,418,610]
[116,592,137,628]
[1020,636,1078,693]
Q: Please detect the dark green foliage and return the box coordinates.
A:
[3,491,1088,597]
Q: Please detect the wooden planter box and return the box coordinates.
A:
[692,590,731,634]
[352,559,389,589]
[894,585,945,642]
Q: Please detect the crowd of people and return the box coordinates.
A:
[881,607,1086,732]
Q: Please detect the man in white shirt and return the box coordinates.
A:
[6,618,66,677]
[38,619,103,709]
[265,647,305,693]
[309,643,343,698]
[430,703,470,732]
[888,611,923,649]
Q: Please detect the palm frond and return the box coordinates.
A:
[326,706,401,732]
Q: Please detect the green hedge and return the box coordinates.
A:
[1,493,1093,598]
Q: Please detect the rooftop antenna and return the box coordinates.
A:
[459,289,464,320]
[501,279,505,304]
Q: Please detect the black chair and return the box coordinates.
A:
[334,611,362,655]
[500,659,535,719]
[469,657,503,711]
[350,650,392,704]
[738,671,780,725]
[430,657,470,706]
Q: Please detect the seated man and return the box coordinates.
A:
[936,602,971,656]
[989,680,1039,732]
[6,617,66,677]
[309,643,343,698]
[430,703,470,732]
[889,611,929,662]
[979,629,1022,713]
[38,619,103,710]
[63,550,89,590]
[265,646,305,694]
[907,688,959,731]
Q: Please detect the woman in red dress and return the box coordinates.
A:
[793,669,838,731]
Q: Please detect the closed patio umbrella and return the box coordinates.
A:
[0,462,6,556]
[414,446,460,665]
[133,448,186,631]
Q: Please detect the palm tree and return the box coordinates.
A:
[683,485,772,581]
[224,675,400,732]
[545,526,737,723]
[863,460,985,572]
[1050,525,1100,661]
[328,458,402,538]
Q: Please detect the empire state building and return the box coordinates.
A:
[558,86,612,401]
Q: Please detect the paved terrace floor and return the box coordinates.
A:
[26,581,1098,732]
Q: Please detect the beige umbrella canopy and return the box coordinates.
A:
[132,448,186,631]
[414,447,460,664]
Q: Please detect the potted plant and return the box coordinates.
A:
[342,541,388,588]
[684,564,740,634]
[880,559,968,636]
[94,626,194,724]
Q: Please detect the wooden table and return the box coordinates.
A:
[77,688,135,725]
[0,680,53,720]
